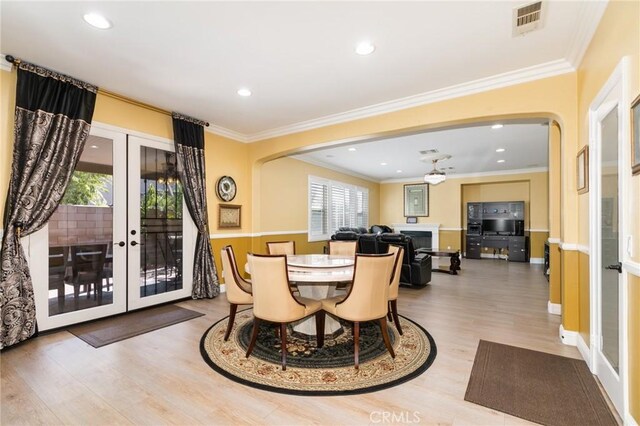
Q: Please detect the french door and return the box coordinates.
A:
[31,125,195,330]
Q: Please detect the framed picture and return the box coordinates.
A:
[631,93,640,175]
[577,146,589,194]
[406,216,418,224]
[218,204,241,228]
[404,183,429,217]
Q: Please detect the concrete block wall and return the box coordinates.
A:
[48,205,113,246]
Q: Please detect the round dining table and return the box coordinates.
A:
[246,254,354,337]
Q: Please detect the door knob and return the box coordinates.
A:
[114,241,125,247]
[605,262,622,273]
[131,241,144,246]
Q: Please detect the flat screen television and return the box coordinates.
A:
[482,219,515,235]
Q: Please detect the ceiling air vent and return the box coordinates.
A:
[419,149,439,155]
[512,1,544,36]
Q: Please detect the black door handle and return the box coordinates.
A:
[114,241,125,247]
[131,241,144,246]
[605,262,622,273]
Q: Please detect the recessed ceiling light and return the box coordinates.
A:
[237,88,252,97]
[396,170,403,173]
[497,159,505,163]
[83,13,112,29]
[355,41,375,55]
[496,148,506,152]
[348,147,357,152]
[90,145,98,149]
[491,124,504,130]
[380,162,387,166]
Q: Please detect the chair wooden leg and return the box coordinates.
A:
[245,317,261,358]
[387,301,393,322]
[224,303,238,341]
[378,317,395,359]
[315,311,325,348]
[390,299,403,335]
[280,322,288,371]
[353,321,360,369]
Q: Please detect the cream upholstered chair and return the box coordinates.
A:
[386,245,405,335]
[221,246,253,341]
[321,253,396,369]
[246,254,325,370]
[328,240,357,257]
[266,241,295,255]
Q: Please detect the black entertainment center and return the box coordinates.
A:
[465,201,529,262]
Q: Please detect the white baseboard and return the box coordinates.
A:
[219,283,227,293]
[547,301,561,315]
[529,257,544,264]
[576,334,591,365]
[559,324,578,346]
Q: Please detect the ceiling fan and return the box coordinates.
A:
[421,153,451,185]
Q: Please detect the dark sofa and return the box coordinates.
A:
[330,228,432,287]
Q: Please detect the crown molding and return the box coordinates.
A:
[1,55,13,72]
[380,166,549,184]
[565,1,608,67]
[205,124,249,143]
[243,59,574,143]
[292,156,379,183]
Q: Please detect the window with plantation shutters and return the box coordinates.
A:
[308,176,369,241]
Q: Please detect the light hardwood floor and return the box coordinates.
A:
[1,259,586,425]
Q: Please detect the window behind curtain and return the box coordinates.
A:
[308,176,369,241]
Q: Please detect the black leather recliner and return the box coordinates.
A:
[329,230,432,287]
[378,234,432,287]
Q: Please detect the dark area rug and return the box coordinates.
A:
[68,304,204,348]
[200,310,437,395]
[465,340,617,426]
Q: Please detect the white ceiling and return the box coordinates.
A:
[293,120,549,182]
[0,1,605,142]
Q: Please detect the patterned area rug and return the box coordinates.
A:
[200,310,437,395]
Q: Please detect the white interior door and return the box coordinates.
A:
[589,59,630,418]
[127,135,195,310]
[32,126,128,330]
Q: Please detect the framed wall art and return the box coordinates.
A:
[218,204,241,228]
[404,183,429,217]
[577,146,589,194]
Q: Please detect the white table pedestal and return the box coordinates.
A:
[292,283,344,336]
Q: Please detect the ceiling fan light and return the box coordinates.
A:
[424,171,446,185]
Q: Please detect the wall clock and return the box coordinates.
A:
[216,176,237,202]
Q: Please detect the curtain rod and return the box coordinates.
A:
[4,55,210,127]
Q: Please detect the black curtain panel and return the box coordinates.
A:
[172,113,219,299]
[0,62,97,349]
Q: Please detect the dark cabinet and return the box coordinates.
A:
[508,236,528,262]
[466,236,482,259]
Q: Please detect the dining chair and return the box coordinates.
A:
[48,246,70,312]
[69,244,108,307]
[321,253,396,369]
[265,240,299,294]
[266,241,295,255]
[221,245,253,341]
[386,245,405,335]
[328,240,357,257]
[246,253,325,370]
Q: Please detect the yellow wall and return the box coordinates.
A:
[259,156,379,232]
[560,249,579,331]
[578,252,590,345]
[549,243,561,304]
[630,274,640,421]
[0,70,17,221]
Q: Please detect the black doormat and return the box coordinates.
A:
[465,340,617,426]
[67,304,204,348]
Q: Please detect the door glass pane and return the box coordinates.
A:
[600,106,619,373]
[48,136,114,316]
[139,147,183,297]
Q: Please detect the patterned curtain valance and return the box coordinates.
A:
[172,112,209,129]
